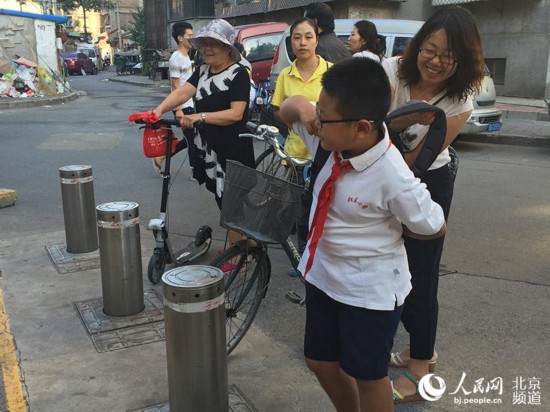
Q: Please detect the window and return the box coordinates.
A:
[484,58,506,85]
[392,36,413,57]
[242,33,282,63]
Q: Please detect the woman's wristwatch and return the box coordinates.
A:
[200,112,206,124]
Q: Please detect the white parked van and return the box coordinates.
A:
[270,18,502,134]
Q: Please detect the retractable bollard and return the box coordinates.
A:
[59,165,98,253]
[96,201,144,317]
[162,266,228,412]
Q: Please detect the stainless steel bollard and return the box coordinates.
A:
[59,165,98,253]
[162,266,228,411]
[96,201,144,317]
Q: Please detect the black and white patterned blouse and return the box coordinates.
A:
[188,62,255,206]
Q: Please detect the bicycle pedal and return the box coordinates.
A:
[285,291,305,306]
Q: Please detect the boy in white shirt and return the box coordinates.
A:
[153,21,196,176]
[278,58,446,411]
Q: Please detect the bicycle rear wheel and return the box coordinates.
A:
[255,147,301,185]
[210,241,270,354]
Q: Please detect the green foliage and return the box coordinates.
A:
[57,0,116,13]
[128,7,147,50]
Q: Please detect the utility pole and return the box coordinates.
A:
[116,0,123,50]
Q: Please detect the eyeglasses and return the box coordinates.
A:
[315,104,372,130]
[198,38,223,48]
[418,48,457,66]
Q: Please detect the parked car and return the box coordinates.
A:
[270,18,502,134]
[62,52,97,75]
[234,22,288,84]
[77,45,102,70]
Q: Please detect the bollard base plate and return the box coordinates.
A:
[74,290,165,353]
[129,384,257,412]
[45,243,100,273]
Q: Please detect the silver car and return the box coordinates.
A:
[269,18,502,135]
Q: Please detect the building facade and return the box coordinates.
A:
[146,0,549,98]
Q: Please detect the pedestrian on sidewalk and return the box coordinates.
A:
[347,20,386,63]
[304,2,351,63]
[152,21,197,178]
[271,17,333,276]
[381,6,485,403]
[152,19,254,246]
[278,58,447,412]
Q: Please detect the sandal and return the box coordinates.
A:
[390,351,438,372]
[392,370,423,403]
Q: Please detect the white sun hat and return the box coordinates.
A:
[190,19,241,62]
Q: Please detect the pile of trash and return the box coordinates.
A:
[0,57,66,99]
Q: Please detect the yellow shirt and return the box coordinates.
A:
[271,56,332,159]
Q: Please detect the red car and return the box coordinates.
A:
[62,52,97,75]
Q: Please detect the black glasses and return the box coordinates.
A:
[315,104,372,130]
[418,48,457,66]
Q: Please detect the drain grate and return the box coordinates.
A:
[129,384,257,412]
[45,243,101,273]
[74,290,165,352]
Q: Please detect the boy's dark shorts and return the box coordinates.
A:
[304,282,402,381]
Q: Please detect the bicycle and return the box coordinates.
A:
[129,114,213,284]
[212,100,455,354]
[210,123,311,354]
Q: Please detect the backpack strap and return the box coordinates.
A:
[307,145,331,193]
[385,99,447,177]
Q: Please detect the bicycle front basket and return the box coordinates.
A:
[221,160,303,243]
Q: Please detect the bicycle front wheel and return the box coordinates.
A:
[210,242,270,354]
[255,147,300,185]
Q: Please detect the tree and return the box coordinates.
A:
[128,7,146,51]
[57,0,115,40]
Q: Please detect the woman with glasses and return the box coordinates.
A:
[381,6,484,403]
[347,20,386,63]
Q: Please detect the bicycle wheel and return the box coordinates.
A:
[210,242,270,354]
[255,147,300,185]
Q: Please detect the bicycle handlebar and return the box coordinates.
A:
[240,123,311,167]
[133,118,181,126]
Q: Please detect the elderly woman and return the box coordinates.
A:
[153,19,254,245]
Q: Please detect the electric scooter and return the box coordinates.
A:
[131,115,212,284]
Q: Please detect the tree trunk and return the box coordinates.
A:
[83,8,88,40]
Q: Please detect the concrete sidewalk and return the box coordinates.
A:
[1,227,547,411]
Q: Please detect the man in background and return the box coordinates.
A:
[153,21,196,177]
[304,2,351,63]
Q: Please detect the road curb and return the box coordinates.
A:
[0,91,84,110]
[459,132,550,148]
[108,77,169,88]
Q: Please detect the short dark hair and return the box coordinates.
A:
[304,2,335,32]
[321,58,390,128]
[172,21,193,44]
[398,6,484,101]
[354,20,386,60]
[290,17,318,37]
